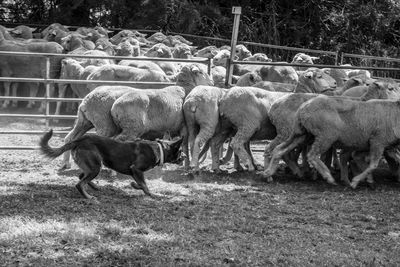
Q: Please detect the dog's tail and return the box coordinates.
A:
[39,129,78,159]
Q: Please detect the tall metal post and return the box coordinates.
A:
[45,57,50,128]
[225,6,241,87]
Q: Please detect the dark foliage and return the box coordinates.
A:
[1,0,400,57]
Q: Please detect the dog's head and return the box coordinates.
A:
[159,137,185,165]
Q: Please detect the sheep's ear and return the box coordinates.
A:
[323,68,331,75]
[11,29,22,34]
[234,55,239,61]
[304,71,313,79]
[310,56,319,60]
[373,81,385,89]
[211,49,218,56]
[353,77,363,84]
[29,27,37,32]
[249,73,255,82]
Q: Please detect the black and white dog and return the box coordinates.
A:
[39,129,184,199]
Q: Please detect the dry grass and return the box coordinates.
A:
[1,116,400,266]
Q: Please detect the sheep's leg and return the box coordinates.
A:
[306,138,337,185]
[27,82,40,109]
[190,128,214,172]
[264,137,282,171]
[220,141,233,165]
[55,83,68,116]
[11,82,19,108]
[339,150,351,186]
[230,127,258,171]
[210,133,229,173]
[352,151,374,185]
[2,81,11,108]
[179,126,190,170]
[263,135,307,180]
[264,135,303,176]
[350,145,384,189]
[245,141,260,169]
[39,83,53,113]
[384,148,400,182]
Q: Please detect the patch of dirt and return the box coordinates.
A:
[1,116,400,266]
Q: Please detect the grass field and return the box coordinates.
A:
[1,116,400,266]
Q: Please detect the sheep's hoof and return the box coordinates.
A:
[261,172,273,183]
[367,182,376,190]
[327,179,337,186]
[350,181,358,189]
[213,169,228,175]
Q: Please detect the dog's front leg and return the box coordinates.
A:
[130,165,152,197]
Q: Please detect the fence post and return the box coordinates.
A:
[207,58,212,76]
[225,6,241,87]
[45,56,50,128]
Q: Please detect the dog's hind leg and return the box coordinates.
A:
[130,165,152,197]
[79,173,100,191]
[75,154,102,199]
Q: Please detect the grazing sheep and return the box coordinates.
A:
[61,63,213,170]
[264,90,400,188]
[183,86,228,171]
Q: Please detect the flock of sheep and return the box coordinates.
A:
[1,23,400,189]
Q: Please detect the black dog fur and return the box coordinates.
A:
[39,129,184,199]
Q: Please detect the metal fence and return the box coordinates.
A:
[1,17,400,150]
[0,51,211,150]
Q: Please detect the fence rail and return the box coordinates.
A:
[1,21,400,151]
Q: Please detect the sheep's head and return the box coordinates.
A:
[361,79,400,101]
[95,38,115,55]
[212,49,236,67]
[235,44,252,60]
[177,63,214,88]
[172,44,193,59]
[144,43,172,58]
[243,53,271,62]
[194,46,219,59]
[60,58,82,79]
[235,71,262,87]
[61,34,86,51]
[341,73,374,92]
[292,53,318,71]
[296,67,337,94]
[322,68,348,88]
